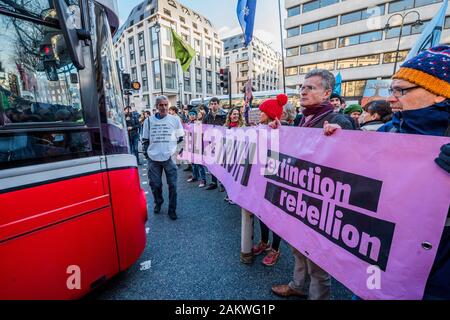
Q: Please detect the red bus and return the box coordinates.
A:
[0,0,147,299]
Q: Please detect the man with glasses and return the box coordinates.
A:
[324,46,450,299]
[142,96,185,220]
[271,69,353,300]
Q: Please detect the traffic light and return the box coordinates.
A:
[220,68,230,92]
[40,44,55,62]
[122,73,131,90]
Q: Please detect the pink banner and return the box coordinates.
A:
[180,124,450,300]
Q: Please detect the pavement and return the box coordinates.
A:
[89,158,353,300]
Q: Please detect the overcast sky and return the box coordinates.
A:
[117,0,286,53]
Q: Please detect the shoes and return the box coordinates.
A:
[219,185,225,192]
[271,285,307,298]
[154,203,162,214]
[198,180,206,188]
[187,177,198,182]
[205,183,218,190]
[252,241,270,256]
[168,211,178,220]
[262,248,280,266]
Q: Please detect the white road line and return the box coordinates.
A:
[140,260,152,271]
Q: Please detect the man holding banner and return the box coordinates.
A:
[271,69,354,300]
[325,45,450,299]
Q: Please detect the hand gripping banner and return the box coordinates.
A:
[180,123,450,300]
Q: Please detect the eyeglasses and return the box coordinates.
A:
[299,85,316,93]
[388,86,420,97]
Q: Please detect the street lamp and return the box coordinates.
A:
[384,10,423,74]
[154,21,164,97]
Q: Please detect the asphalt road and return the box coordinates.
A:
[90,159,353,300]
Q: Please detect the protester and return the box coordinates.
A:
[252,94,288,266]
[203,97,227,191]
[281,102,297,126]
[186,109,207,188]
[330,93,345,113]
[324,46,450,299]
[141,96,184,220]
[223,107,246,204]
[343,104,363,128]
[124,106,142,165]
[271,69,354,300]
[360,100,392,131]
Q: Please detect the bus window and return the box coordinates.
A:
[0,5,83,126]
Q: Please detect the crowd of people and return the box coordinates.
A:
[126,45,449,300]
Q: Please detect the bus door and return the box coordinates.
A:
[0,0,119,299]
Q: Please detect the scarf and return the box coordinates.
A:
[228,122,239,128]
[300,101,334,128]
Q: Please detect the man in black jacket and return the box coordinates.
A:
[202,97,227,190]
[125,106,142,165]
[271,69,353,300]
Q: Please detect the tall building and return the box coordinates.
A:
[222,34,283,95]
[113,0,223,111]
[284,0,450,102]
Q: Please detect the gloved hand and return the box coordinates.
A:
[435,143,450,173]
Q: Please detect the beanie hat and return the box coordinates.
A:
[393,45,450,99]
[344,104,363,115]
[188,109,198,116]
[330,93,343,103]
[259,94,288,121]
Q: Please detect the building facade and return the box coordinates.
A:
[222,34,283,95]
[284,0,450,101]
[113,0,223,111]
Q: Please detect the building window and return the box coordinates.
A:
[337,54,380,69]
[287,27,300,38]
[299,61,335,74]
[152,61,161,90]
[385,20,429,39]
[341,80,368,98]
[164,61,176,89]
[141,64,148,91]
[131,67,137,82]
[129,37,136,65]
[138,32,146,63]
[163,8,171,16]
[300,39,336,54]
[150,26,159,59]
[445,16,450,28]
[341,5,385,25]
[301,16,337,34]
[302,0,339,14]
[339,30,382,48]
[389,0,441,14]
[287,5,301,17]
[286,47,299,57]
[286,67,298,76]
[383,50,410,64]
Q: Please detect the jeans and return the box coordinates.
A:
[192,164,206,181]
[259,220,281,251]
[147,158,178,213]
[129,135,140,163]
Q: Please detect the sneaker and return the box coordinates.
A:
[205,183,218,190]
[187,177,198,182]
[262,249,280,266]
[224,196,229,202]
[198,180,206,188]
[252,241,270,256]
[228,199,236,205]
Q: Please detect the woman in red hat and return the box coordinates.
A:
[252,94,288,267]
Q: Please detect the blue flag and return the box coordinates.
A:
[237,0,257,47]
[405,0,448,61]
[334,72,342,95]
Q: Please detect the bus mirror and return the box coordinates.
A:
[44,61,59,82]
[53,0,85,70]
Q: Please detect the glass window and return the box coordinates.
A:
[288,6,301,17]
[164,61,176,89]
[339,34,359,47]
[359,30,382,44]
[341,11,362,24]
[286,67,298,76]
[301,43,318,54]
[150,26,159,59]
[287,27,300,37]
[318,39,336,51]
[287,47,299,57]
[445,17,450,29]
[152,61,161,90]
[319,17,337,29]
[415,0,441,8]
[0,13,83,126]
[389,0,414,14]
[303,1,320,13]
[302,22,318,34]
[383,50,409,64]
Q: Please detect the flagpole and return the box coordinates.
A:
[278,0,286,94]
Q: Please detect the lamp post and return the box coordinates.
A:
[277,0,286,94]
[154,21,164,97]
[384,10,423,74]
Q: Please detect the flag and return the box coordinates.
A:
[405,0,448,61]
[334,72,342,95]
[237,0,257,47]
[171,29,196,72]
